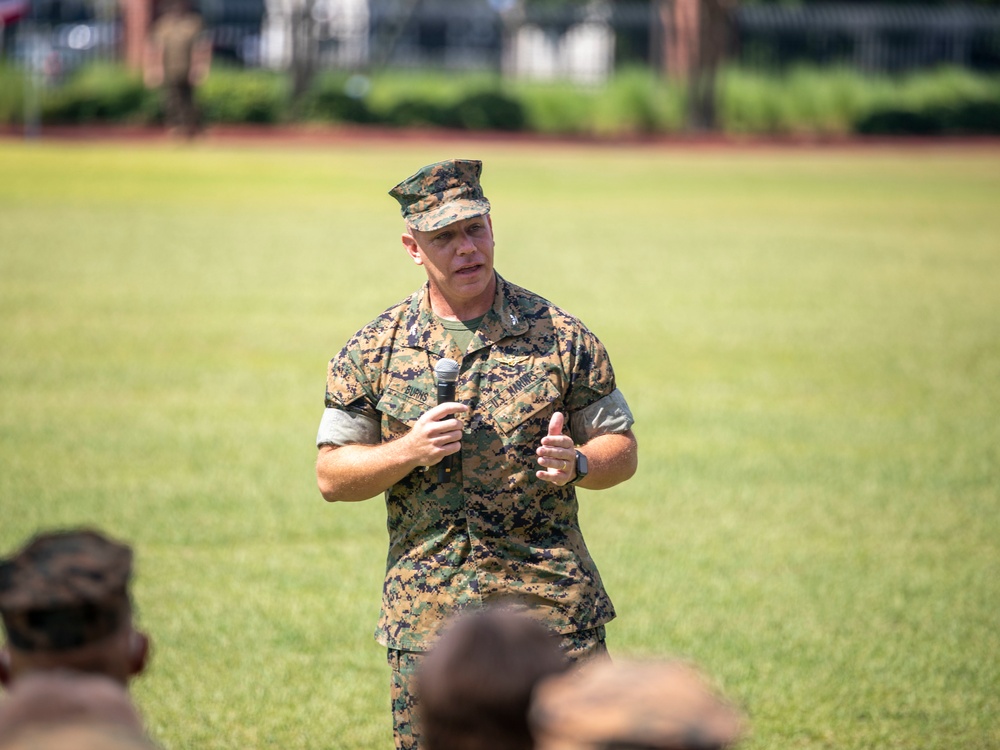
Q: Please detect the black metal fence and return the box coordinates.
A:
[734,4,1000,73]
[3,1,1000,78]
[200,0,265,65]
[2,0,120,79]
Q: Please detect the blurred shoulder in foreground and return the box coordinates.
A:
[530,658,748,750]
[0,670,157,749]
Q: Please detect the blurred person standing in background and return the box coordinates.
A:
[144,0,212,138]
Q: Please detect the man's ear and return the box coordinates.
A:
[401,232,423,265]
[0,647,11,688]
[127,631,150,679]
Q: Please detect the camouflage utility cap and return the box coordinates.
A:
[0,530,133,652]
[530,659,747,750]
[389,158,491,232]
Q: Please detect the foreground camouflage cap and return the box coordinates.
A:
[529,659,747,750]
[389,158,491,232]
[0,530,133,652]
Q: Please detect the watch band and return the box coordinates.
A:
[568,450,588,485]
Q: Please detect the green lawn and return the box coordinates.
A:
[1,139,998,750]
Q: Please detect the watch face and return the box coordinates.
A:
[576,451,588,477]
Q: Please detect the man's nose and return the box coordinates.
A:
[455,230,476,254]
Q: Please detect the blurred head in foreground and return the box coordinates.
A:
[0,670,155,749]
[417,607,571,750]
[0,529,150,688]
[529,658,747,750]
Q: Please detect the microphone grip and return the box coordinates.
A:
[437,380,457,483]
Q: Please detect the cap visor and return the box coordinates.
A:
[408,198,491,232]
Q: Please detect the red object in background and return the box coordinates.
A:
[0,0,28,25]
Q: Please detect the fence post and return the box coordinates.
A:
[23,23,45,138]
[290,0,318,100]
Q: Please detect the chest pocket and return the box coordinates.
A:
[377,384,431,439]
[488,375,562,437]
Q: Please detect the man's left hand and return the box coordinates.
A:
[535,412,577,486]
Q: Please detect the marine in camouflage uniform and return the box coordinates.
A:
[0,529,150,690]
[316,159,638,750]
[145,0,211,138]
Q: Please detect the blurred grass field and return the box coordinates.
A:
[1,138,998,750]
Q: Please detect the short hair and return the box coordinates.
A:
[0,529,133,653]
[417,607,570,750]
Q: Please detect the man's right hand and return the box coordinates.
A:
[406,402,469,468]
[317,402,469,503]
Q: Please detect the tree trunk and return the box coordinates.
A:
[120,0,154,71]
[660,0,734,132]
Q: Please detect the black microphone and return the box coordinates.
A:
[434,358,461,483]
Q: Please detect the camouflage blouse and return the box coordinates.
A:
[321,274,634,651]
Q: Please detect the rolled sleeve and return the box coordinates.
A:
[569,388,635,444]
[316,407,380,447]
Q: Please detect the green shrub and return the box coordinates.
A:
[592,66,683,135]
[853,67,1000,135]
[514,83,596,135]
[298,73,376,123]
[781,66,875,135]
[41,63,152,124]
[384,97,460,128]
[303,89,375,123]
[451,90,525,131]
[890,65,1000,110]
[198,68,289,124]
[0,65,26,125]
[719,65,1000,137]
[7,61,1000,137]
[857,100,1000,135]
[717,66,856,135]
[364,70,499,115]
[718,67,782,134]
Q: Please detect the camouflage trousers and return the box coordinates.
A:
[162,81,199,136]
[387,625,608,750]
